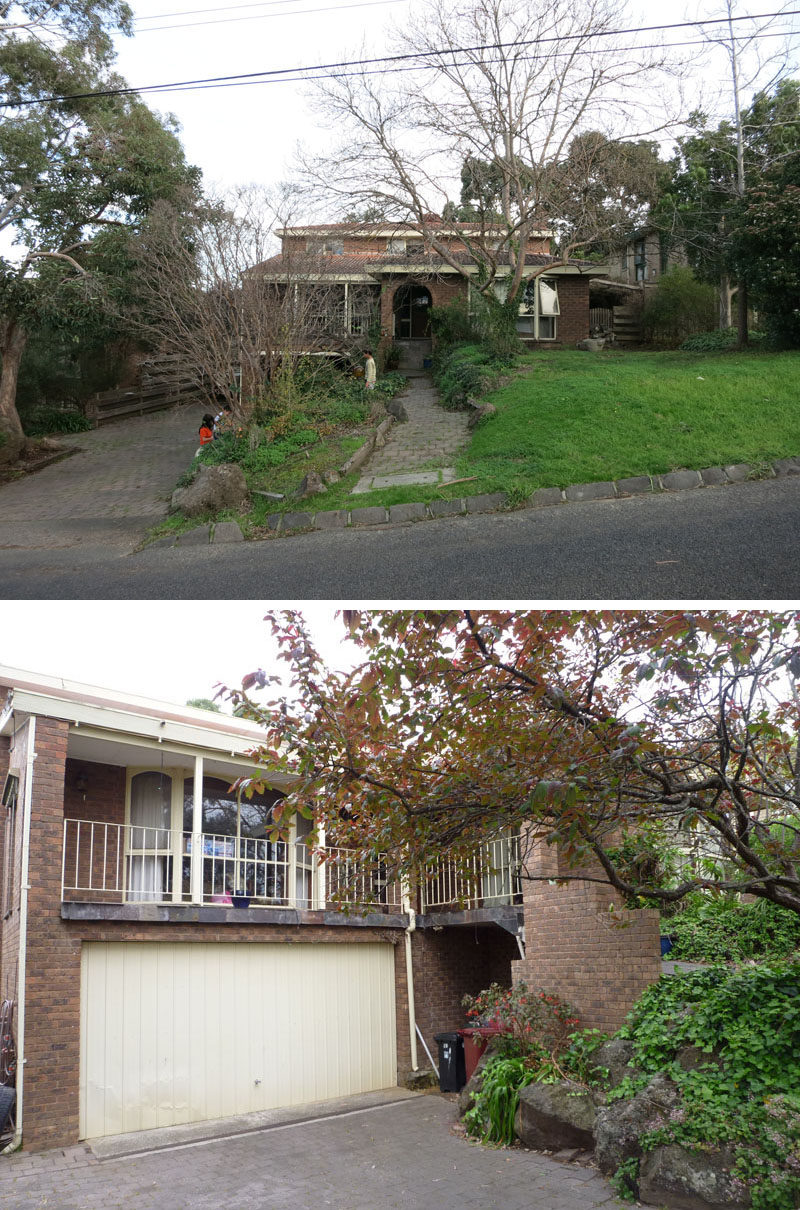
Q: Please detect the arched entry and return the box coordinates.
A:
[393,283,432,340]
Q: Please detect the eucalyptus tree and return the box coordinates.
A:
[0,0,199,461]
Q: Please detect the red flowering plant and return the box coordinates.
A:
[461,981,581,1070]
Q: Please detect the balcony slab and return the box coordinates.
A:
[417,905,523,936]
[62,902,409,929]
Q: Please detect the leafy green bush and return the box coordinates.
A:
[666,894,800,962]
[642,268,718,347]
[680,327,766,351]
[430,296,480,348]
[461,981,580,1068]
[463,1055,535,1145]
[23,406,92,435]
[432,342,506,410]
[616,962,800,1210]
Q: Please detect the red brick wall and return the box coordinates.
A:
[0,722,32,1009]
[379,275,466,341]
[0,735,9,987]
[21,717,71,1152]
[514,834,661,1035]
[16,727,416,1152]
[553,276,591,346]
[411,927,518,1055]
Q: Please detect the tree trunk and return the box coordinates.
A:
[736,280,749,348]
[0,318,29,464]
[719,274,733,330]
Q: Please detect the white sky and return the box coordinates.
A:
[108,0,800,208]
[0,601,361,708]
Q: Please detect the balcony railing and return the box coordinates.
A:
[421,835,522,912]
[62,819,402,912]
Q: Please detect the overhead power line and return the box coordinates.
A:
[2,9,798,108]
[134,0,406,34]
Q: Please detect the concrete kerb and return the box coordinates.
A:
[252,456,794,538]
[142,455,799,547]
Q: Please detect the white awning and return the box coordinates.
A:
[538,280,560,316]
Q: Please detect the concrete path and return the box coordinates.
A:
[0,1093,625,1210]
[0,403,204,555]
[353,372,471,493]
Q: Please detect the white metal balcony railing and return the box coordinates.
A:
[420,834,523,912]
[61,819,402,912]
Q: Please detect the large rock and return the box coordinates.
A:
[595,1073,681,1175]
[457,1040,502,1116]
[515,1080,598,1150]
[385,398,408,423]
[170,463,249,518]
[590,1038,641,1088]
[468,403,497,429]
[639,1144,751,1210]
[296,471,327,499]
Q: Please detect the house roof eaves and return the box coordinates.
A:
[0,664,273,755]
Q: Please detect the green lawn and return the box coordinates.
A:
[457,348,800,496]
[151,346,800,542]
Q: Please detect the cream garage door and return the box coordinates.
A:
[80,941,397,1140]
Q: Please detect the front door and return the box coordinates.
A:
[393,284,432,339]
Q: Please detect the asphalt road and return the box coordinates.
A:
[1,475,798,600]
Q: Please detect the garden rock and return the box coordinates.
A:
[576,337,606,351]
[639,1144,751,1210]
[514,1080,598,1151]
[589,1038,641,1088]
[675,1045,723,1073]
[468,403,497,429]
[595,1073,681,1175]
[296,471,327,498]
[385,398,408,423]
[170,463,249,518]
[322,469,340,486]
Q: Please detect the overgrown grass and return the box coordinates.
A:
[457,347,800,494]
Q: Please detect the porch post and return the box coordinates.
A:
[315,825,326,910]
[191,755,204,904]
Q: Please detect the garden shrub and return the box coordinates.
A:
[680,327,766,352]
[666,894,800,963]
[642,267,717,347]
[22,406,92,435]
[463,1055,535,1145]
[461,981,581,1070]
[615,962,800,1210]
[430,297,479,348]
[432,342,506,411]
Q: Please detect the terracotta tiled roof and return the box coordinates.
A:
[252,251,596,278]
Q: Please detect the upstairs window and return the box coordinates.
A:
[386,238,407,254]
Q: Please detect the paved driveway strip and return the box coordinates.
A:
[0,1096,625,1210]
[0,404,203,553]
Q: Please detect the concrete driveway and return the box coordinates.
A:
[0,1093,624,1210]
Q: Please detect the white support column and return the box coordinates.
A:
[191,755,204,905]
[316,826,326,911]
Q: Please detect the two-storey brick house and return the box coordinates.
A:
[253,219,600,361]
[0,666,659,1152]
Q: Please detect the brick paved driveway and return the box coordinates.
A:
[0,1096,624,1210]
[0,403,204,554]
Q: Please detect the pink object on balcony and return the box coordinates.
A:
[210,893,232,904]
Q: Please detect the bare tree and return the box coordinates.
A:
[128,186,365,424]
[301,0,682,321]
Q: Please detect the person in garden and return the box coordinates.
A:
[363,349,377,390]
